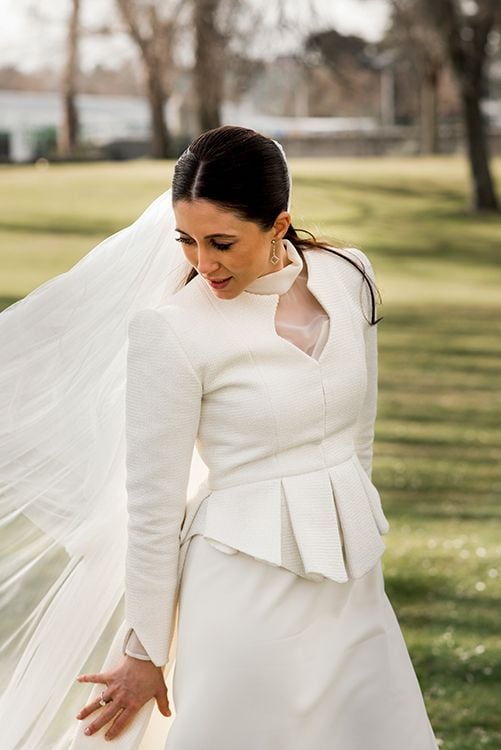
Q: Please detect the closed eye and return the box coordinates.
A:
[175,236,233,251]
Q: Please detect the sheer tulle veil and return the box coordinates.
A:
[0,187,209,749]
[0,140,292,749]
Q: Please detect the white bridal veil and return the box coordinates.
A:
[0,187,211,750]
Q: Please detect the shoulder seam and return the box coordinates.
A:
[131,308,202,387]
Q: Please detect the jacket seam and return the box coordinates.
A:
[152,309,203,388]
[202,289,283,469]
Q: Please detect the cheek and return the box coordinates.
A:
[248,250,268,277]
[182,245,197,264]
[240,243,267,275]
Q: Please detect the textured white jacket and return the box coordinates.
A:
[121,240,390,668]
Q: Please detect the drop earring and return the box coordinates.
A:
[270,238,280,265]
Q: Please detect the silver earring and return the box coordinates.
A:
[270,238,279,265]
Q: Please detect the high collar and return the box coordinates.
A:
[243,239,303,295]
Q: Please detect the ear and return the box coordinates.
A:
[272,211,291,240]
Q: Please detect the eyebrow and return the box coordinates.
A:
[175,228,238,239]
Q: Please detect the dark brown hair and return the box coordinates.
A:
[172,125,382,325]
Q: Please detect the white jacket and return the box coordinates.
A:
[121,241,390,668]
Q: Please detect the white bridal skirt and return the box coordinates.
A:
[142,533,439,750]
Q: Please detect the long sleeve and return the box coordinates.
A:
[352,251,379,481]
[122,308,202,668]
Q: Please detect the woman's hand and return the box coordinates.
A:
[76,654,171,741]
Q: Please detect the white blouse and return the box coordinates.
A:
[125,240,330,661]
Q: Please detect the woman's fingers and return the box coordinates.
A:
[75,672,112,723]
[76,693,111,721]
[75,658,170,739]
[80,702,126,738]
[75,673,111,722]
[76,672,108,684]
[101,707,136,741]
[156,685,171,717]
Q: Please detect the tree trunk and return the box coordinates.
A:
[116,0,174,159]
[379,67,395,127]
[58,0,80,156]
[419,68,439,154]
[461,88,499,212]
[146,68,170,158]
[194,0,224,131]
[419,0,499,212]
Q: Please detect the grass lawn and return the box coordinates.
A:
[1,156,500,749]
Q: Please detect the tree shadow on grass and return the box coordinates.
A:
[385,571,501,640]
[380,304,501,339]
[0,295,22,313]
[387,504,501,522]
[295,174,465,203]
[0,218,119,237]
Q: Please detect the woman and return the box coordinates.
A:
[0,126,439,750]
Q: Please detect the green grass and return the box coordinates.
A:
[1,156,500,749]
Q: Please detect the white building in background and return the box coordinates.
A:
[222,102,377,137]
[1,60,500,162]
[0,88,380,162]
[0,89,161,161]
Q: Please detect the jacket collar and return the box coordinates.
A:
[243,239,304,296]
[194,241,336,318]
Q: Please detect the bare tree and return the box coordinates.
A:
[190,0,321,134]
[388,0,446,154]
[193,0,226,131]
[116,0,181,158]
[58,0,81,156]
[192,0,268,133]
[420,0,500,212]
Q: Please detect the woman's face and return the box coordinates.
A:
[173,199,291,299]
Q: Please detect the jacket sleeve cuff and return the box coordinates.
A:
[122,627,157,662]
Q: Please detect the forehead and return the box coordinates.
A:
[173,199,251,234]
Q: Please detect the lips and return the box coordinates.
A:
[206,275,232,289]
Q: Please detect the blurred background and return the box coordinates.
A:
[0,2,500,749]
[0,0,500,168]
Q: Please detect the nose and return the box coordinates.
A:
[196,246,222,276]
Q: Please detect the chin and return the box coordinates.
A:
[211,287,240,299]
[208,280,242,298]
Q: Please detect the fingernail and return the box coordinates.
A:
[84,727,91,735]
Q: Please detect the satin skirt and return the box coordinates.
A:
[159,533,439,750]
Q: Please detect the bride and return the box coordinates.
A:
[0,125,439,750]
